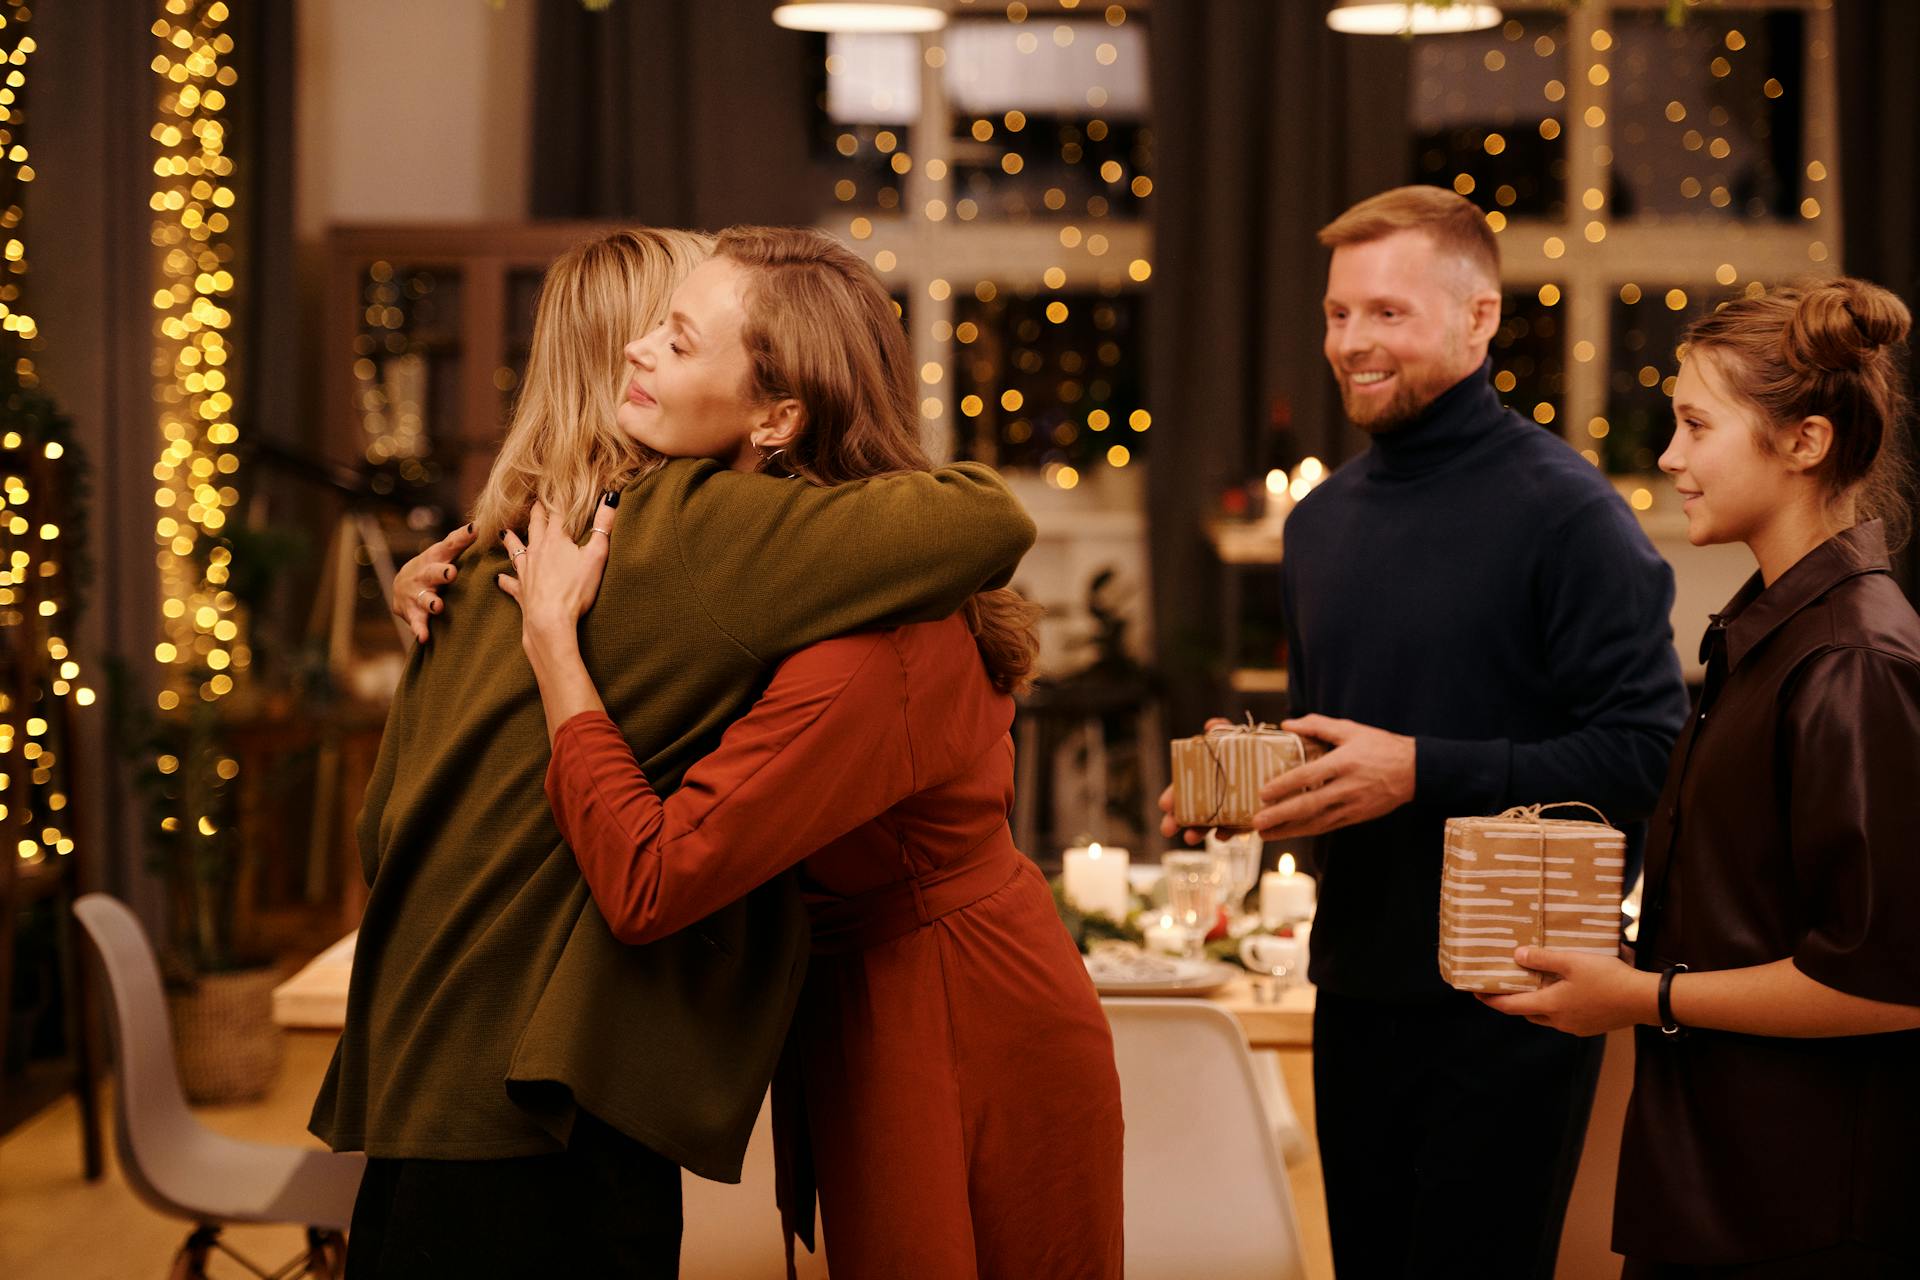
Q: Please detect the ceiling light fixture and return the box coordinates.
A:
[772,0,948,34]
[1326,2,1503,37]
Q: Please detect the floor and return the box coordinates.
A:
[0,1035,1337,1279]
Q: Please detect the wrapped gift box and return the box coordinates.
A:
[1438,805,1627,993]
[1169,723,1322,830]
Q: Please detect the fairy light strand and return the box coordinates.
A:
[148,0,247,713]
[1,0,92,867]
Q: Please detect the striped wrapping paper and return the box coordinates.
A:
[1168,725,1323,829]
[1437,807,1628,993]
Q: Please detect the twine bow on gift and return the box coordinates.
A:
[1199,713,1306,826]
[1496,802,1614,964]
[1496,801,1613,826]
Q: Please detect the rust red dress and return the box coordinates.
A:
[544,614,1125,1279]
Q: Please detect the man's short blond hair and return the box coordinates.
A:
[1317,185,1501,293]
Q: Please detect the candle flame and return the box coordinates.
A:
[1088,842,1103,858]
[1278,852,1297,875]
[1265,468,1287,496]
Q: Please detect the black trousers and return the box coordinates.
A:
[1313,988,1606,1280]
[344,1113,683,1279]
[1622,1246,1916,1279]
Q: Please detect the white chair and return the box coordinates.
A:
[1249,1048,1312,1166]
[1103,998,1308,1280]
[74,894,365,1279]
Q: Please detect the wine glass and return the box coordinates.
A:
[1206,829,1262,927]
[1162,851,1222,960]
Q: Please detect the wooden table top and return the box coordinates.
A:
[280,933,1320,1050]
[1207,975,1316,1048]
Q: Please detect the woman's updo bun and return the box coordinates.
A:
[1782,278,1912,374]
[1686,276,1914,549]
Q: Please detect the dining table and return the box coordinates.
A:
[274,933,1629,1280]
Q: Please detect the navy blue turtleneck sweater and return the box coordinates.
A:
[1281,362,1688,1000]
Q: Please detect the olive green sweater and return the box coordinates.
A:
[309,459,1034,1181]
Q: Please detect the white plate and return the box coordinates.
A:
[1085,950,1235,998]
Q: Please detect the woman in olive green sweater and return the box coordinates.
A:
[313,229,1033,1277]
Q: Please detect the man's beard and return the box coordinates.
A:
[1339,371,1438,434]
[1340,349,1472,434]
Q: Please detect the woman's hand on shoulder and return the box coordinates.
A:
[393,521,478,644]
[497,494,619,656]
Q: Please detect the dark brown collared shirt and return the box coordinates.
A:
[1613,521,1920,1267]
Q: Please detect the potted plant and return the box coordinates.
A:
[111,667,285,1104]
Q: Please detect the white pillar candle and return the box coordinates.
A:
[1260,852,1317,927]
[1062,842,1132,921]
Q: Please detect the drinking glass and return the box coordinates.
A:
[1162,851,1222,960]
[1206,829,1263,926]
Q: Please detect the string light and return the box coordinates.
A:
[149,0,244,720]
[0,0,96,868]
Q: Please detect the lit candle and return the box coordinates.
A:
[1143,912,1186,955]
[1062,841,1132,921]
[1260,852,1317,927]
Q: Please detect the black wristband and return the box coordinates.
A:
[1659,963,1688,1036]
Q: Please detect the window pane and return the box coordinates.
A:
[1608,11,1805,221]
[943,19,1147,118]
[816,35,918,214]
[1411,15,1569,221]
[952,287,1146,477]
[1603,283,1742,473]
[824,33,921,124]
[1491,285,1567,432]
[945,17,1151,222]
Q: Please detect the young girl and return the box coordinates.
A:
[1483,278,1920,1277]
[498,227,1125,1279]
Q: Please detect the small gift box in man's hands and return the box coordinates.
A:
[1437,803,1627,993]
[1169,719,1324,830]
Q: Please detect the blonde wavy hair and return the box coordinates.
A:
[469,227,713,540]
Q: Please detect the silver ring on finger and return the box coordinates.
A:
[416,589,430,605]
[510,547,527,560]
[591,527,612,538]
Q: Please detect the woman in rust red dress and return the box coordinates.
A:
[495,227,1124,1278]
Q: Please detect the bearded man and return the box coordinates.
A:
[1170,186,1687,1279]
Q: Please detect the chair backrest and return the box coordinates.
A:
[72,894,208,1210]
[1103,998,1307,1280]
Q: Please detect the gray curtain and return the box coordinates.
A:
[531,0,816,228]
[1838,0,1920,601]
[1146,0,1410,735]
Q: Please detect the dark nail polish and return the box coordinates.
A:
[465,522,474,534]
[603,490,621,508]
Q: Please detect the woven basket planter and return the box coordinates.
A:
[167,966,286,1104]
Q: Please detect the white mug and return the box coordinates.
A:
[1239,933,1302,983]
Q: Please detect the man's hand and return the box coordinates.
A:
[1247,715,1414,840]
[1479,947,1658,1038]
